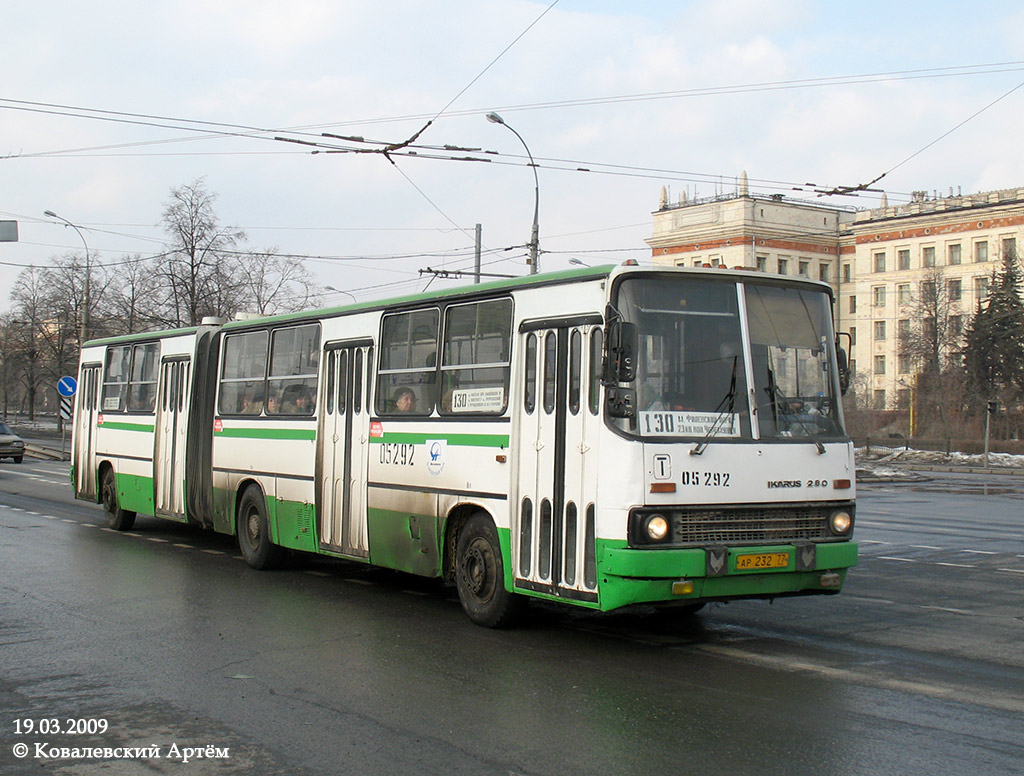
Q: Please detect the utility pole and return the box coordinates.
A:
[485,112,540,274]
[474,223,482,284]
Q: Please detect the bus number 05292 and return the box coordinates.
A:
[379,443,415,466]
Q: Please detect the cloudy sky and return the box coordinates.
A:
[2,0,1023,313]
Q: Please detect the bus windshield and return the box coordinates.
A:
[612,275,843,440]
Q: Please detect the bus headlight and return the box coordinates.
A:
[645,514,670,541]
[829,510,853,535]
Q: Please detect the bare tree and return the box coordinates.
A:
[898,267,966,437]
[235,249,322,315]
[160,178,245,326]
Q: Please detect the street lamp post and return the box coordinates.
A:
[486,112,540,275]
[45,210,90,344]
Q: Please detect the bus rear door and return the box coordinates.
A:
[73,363,102,500]
[317,340,372,557]
[153,357,191,521]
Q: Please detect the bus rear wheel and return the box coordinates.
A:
[101,468,136,531]
[237,486,285,570]
[455,514,525,628]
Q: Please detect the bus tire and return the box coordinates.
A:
[455,513,525,628]
[237,486,285,570]
[101,468,136,531]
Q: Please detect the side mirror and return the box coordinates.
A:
[606,321,638,383]
[836,332,851,395]
[606,387,637,418]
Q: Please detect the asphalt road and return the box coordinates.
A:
[1,460,1022,775]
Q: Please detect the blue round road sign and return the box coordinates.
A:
[57,375,78,397]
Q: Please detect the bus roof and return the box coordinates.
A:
[82,262,835,344]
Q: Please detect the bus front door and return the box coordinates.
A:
[153,357,191,521]
[73,363,101,501]
[514,322,601,603]
[317,342,372,558]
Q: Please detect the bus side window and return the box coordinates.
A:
[440,298,512,416]
[127,343,159,412]
[102,345,131,412]
[376,308,438,416]
[268,324,320,416]
[219,331,269,417]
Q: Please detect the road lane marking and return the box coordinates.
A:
[910,545,943,550]
[877,556,916,562]
[699,644,1024,714]
[935,562,975,568]
[960,549,996,555]
[997,568,1024,574]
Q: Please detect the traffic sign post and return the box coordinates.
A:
[57,377,77,460]
[58,376,78,397]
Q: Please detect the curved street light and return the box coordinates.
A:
[44,210,91,344]
[486,112,540,275]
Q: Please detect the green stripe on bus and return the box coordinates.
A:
[215,427,317,440]
[98,421,155,432]
[370,432,509,448]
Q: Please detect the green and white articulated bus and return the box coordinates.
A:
[72,264,857,627]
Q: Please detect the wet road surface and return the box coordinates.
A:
[1,460,1022,775]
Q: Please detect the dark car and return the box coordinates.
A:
[0,422,25,463]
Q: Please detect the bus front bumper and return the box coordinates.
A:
[597,540,858,611]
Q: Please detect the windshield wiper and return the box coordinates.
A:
[691,357,738,456]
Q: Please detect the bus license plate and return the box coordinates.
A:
[736,552,790,570]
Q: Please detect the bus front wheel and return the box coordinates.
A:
[455,514,526,628]
[101,468,136,531]
[237,486,285,570]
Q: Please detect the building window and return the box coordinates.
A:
[849,296,857,314]
[756,255,767,272]
[898,249,911,270]
[819,263,830,282]
[947,278,962,301]
[842,263,851,283]
[949,315,962,335]
[874,252,886,272]
[898,354,911,375]
[1003,237,1018,260]
[922,246,936,267]
[874,320,886,341]
[873,286,886,307]
[777,258,788,275]
[974,276,990,301]
[799,260,810,277]
[948,244,962,265]
[898,284,911,305]
[873,388,886,409]
[975,241,988,262]
[898,319,911,341]
[874,355,886,375]
[849,327,856,345]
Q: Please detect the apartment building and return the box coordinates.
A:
[648,176,1024,409]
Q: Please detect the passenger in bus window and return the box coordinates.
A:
[393,386,416,413]
[265,392,282,414]
[283,385,313,415]
[241,391,263,414]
